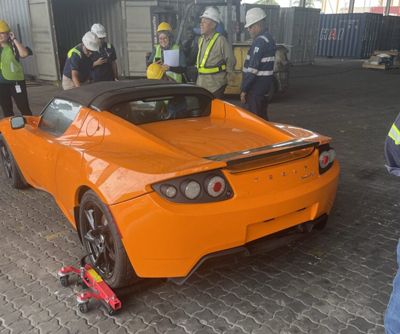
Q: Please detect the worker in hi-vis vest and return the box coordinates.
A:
[0,20,33,118]
[90,23,119,82]
[384,114,400,334]
[240,8,276,121]
[62,32,100,90]
[196,7,235,99]
[147,22,187,83]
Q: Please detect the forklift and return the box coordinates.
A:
[175,0,290,100]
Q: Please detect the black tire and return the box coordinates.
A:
[78,303,88,313]
[79,190,139,288]
[60,275,69,287]
[0,134,29,189]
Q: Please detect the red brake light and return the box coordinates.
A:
[319,147,336,174]
[206,175,225,197]
[214,182,222,192]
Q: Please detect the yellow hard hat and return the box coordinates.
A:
[0,20,11,33]
[157,22,173,32]
[147,63,165,80]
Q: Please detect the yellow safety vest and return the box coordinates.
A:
[68,44,82,59]
[154,44,182,83]
[196,33,226,75]
[389,122,400,145]
[0,45,24,81]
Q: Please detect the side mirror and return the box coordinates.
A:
[10,116,25,130]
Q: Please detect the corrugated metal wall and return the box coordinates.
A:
[278,8,320,64]
[0,0,38,77]
[316,13,382,58]
[378,16,400,51]
[52,0,124,76]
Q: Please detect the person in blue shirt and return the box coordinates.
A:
[240,8,276,121]
[62,32,99,90]
[90,23,118,82]
[384,114,400,334]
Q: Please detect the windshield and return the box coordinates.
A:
[109,94,212,125]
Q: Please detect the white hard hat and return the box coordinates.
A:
[245,8,267,28]
[82,31,100,52]
[200,7,220,23]
[91,23,106,38]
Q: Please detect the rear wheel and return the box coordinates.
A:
[79,190,139,288]
[0,134,29,189]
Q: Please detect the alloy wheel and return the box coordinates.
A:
[0,143,13,180]
[82,202,116,278]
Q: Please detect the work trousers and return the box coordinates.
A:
[0,81,33,118]
[213,85,227,100]
[243,93,269,121]
[62,75,76,90]
[385,239,400,333]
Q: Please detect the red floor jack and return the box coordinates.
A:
[58,256,121,315]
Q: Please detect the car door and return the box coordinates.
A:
[13,98,84,195]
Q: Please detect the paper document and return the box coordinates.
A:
[163,49,179,67]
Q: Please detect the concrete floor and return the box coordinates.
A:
[0,58,399,333]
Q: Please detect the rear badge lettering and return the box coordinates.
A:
[266,166,312,181]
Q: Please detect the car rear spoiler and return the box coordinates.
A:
[203,139,320,166]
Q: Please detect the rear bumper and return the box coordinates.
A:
[168,214,328,285]
[110,160,339,278]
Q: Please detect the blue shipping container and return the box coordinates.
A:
[316,13,382,58]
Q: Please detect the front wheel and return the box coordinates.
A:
[0,134,29,189]
[79,190,139,288]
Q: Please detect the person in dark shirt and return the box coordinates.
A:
[384,114,400,334]
[240,8,276,121]
[62,31,99,90]
[90,23,118,82]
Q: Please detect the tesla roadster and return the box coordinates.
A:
[0,80,339,288]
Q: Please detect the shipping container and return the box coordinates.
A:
[378,16,400,51]
[0,0,188,81]
[316,13,382,58]
[277,7,320,64]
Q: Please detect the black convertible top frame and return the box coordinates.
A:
[54,80,214,111]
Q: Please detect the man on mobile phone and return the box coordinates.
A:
[90,23,119,82]
[62,32,99,90]
[0,20,33,118]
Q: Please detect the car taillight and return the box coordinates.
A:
[160,185,177,198]
[152,170,234,204]
[319,151,330,168]
[181,180,201,199]
[205,175,225,197]
[318,145,336,175]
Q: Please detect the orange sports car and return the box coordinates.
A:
[0,81,339,288]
